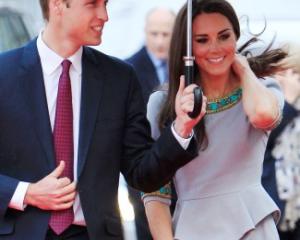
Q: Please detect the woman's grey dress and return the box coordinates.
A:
[144,78,284,240]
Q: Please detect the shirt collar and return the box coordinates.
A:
[146,48,165,68]
[37,31,83,75]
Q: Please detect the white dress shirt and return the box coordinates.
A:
[147,49,168,84]
[9,33,192,227]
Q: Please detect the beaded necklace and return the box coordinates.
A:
[206,87,242,114]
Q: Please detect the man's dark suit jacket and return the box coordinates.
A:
[262,101,298,217]
[126,46,160,103]
[126,46,163,239]
[0,39,197,239]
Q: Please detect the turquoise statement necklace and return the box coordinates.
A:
[206,88,242,114]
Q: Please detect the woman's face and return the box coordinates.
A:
[192,13,237,78]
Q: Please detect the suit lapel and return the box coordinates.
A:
[20,39,55,168]
[142,48,160,88]
[77,47,104,178]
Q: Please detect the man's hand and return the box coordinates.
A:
[174,76,207,138]
[24,161,76,210]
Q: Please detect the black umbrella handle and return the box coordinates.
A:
[185,65,203,119]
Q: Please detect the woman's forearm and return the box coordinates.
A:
[145,201,173,240]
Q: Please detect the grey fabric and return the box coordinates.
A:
[241,214,280,240]
[146,77,284,240]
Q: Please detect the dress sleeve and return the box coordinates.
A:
[141,183,172,206]
[146,90,167,140]
[260,77,285,131]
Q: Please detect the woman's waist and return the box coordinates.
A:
[176,179,262,201]
[175,163,262,200]
[172,184,280,240]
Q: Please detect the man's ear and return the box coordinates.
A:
[49,0,63,16]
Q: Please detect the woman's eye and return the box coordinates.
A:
[195,38,208,44]
[219,33,230,41]
[86,1,96,6]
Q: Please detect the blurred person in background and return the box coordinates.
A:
[276,43,300,110]
[262,74,299,237]
[141,0,288,239]
[126,7,176,103]
[125,7,176,240]
[265,42,300,240]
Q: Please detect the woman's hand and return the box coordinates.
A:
[232,54,256,81]
[174,75,207,138]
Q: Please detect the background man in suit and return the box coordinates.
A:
[126,7,175,103]
[125,8,176,239]
[0,0,204,239]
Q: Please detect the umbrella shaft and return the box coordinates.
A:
[187,0,193,57]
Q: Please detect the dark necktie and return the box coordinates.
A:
[49,59,74,235]
[160,60,168,84]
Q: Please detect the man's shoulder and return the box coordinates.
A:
[0,41,33,77]
[0,37,37,61]
[0,44,25,63]
[83,46,133,71]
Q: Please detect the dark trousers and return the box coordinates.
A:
[46,225,89,240]
[279,220,300,240]
[127,186,152,240]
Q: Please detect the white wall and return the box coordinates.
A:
[229,0,300,48]
[0,0,44,36]
[98,0,186,59]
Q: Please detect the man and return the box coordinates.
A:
[0,0,203,239]
[126,7,175,103]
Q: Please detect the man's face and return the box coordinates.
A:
[57,0,109,47]
[145,10,175,60]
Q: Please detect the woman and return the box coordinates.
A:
[142,0,287,239]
